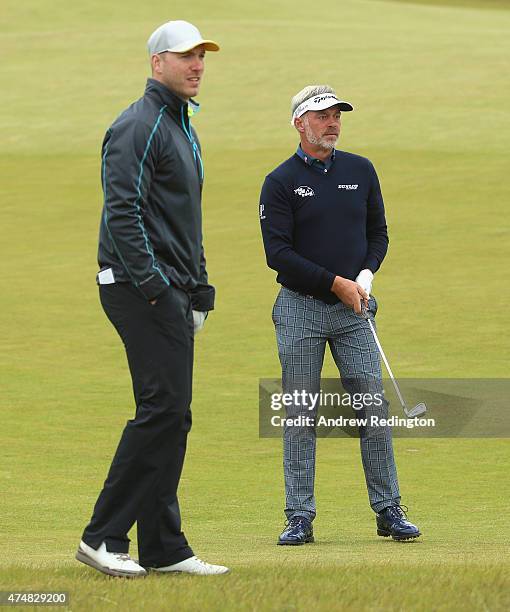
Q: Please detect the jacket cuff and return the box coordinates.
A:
[190,285,215,311]
[137,274,170,301]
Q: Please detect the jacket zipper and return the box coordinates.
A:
[180,105,204,181]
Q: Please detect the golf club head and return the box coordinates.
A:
[405,403,427,418]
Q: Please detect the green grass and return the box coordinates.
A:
[380,0,510,10]
[1,0,510,610]
[2,563,509,611]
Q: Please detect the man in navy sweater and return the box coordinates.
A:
[259,85,421,545]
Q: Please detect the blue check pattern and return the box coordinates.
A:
[272,287,401,520]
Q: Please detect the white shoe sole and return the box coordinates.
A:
[150,567,230,576]
[75,548,147,578]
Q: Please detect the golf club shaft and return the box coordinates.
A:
[366,318,406,409]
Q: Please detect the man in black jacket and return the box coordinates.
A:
[76,20,229,577]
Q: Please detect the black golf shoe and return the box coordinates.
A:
[376,505,421,541]
[278,516,314,545]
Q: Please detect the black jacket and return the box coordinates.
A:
[97,78,214,310]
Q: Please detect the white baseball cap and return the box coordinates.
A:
[291,93,353,125]
[147,20,220,55]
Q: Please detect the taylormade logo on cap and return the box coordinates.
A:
[147,20,220,55]
[291,94,354,126]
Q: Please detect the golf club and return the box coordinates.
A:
[361,303,427,418]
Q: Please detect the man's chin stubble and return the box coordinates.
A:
[319,138,337,151]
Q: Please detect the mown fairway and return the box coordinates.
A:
[1,0,509,610]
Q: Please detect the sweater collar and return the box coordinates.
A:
[296,144,336,170]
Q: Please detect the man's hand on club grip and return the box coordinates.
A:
[330,275,368,314]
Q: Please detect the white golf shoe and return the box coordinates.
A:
[152,555,230,575]
[76,541,147,578]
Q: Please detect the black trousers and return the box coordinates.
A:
[82,282,194,567]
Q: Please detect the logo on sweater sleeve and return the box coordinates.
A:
[294,186,315,197]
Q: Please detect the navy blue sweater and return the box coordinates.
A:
[259,150,388,304]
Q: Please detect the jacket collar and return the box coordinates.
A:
[144,78,200,116]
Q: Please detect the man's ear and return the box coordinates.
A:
[294,117,305,134]
[151,54,162,75]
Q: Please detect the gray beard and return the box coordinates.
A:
[304,123,338,150]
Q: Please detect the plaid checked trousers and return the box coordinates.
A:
[273,287,401,520]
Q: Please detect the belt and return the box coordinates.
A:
[281,285,314,299]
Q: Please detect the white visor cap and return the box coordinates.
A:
[148,20,220,55]
[291,93,353,126]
